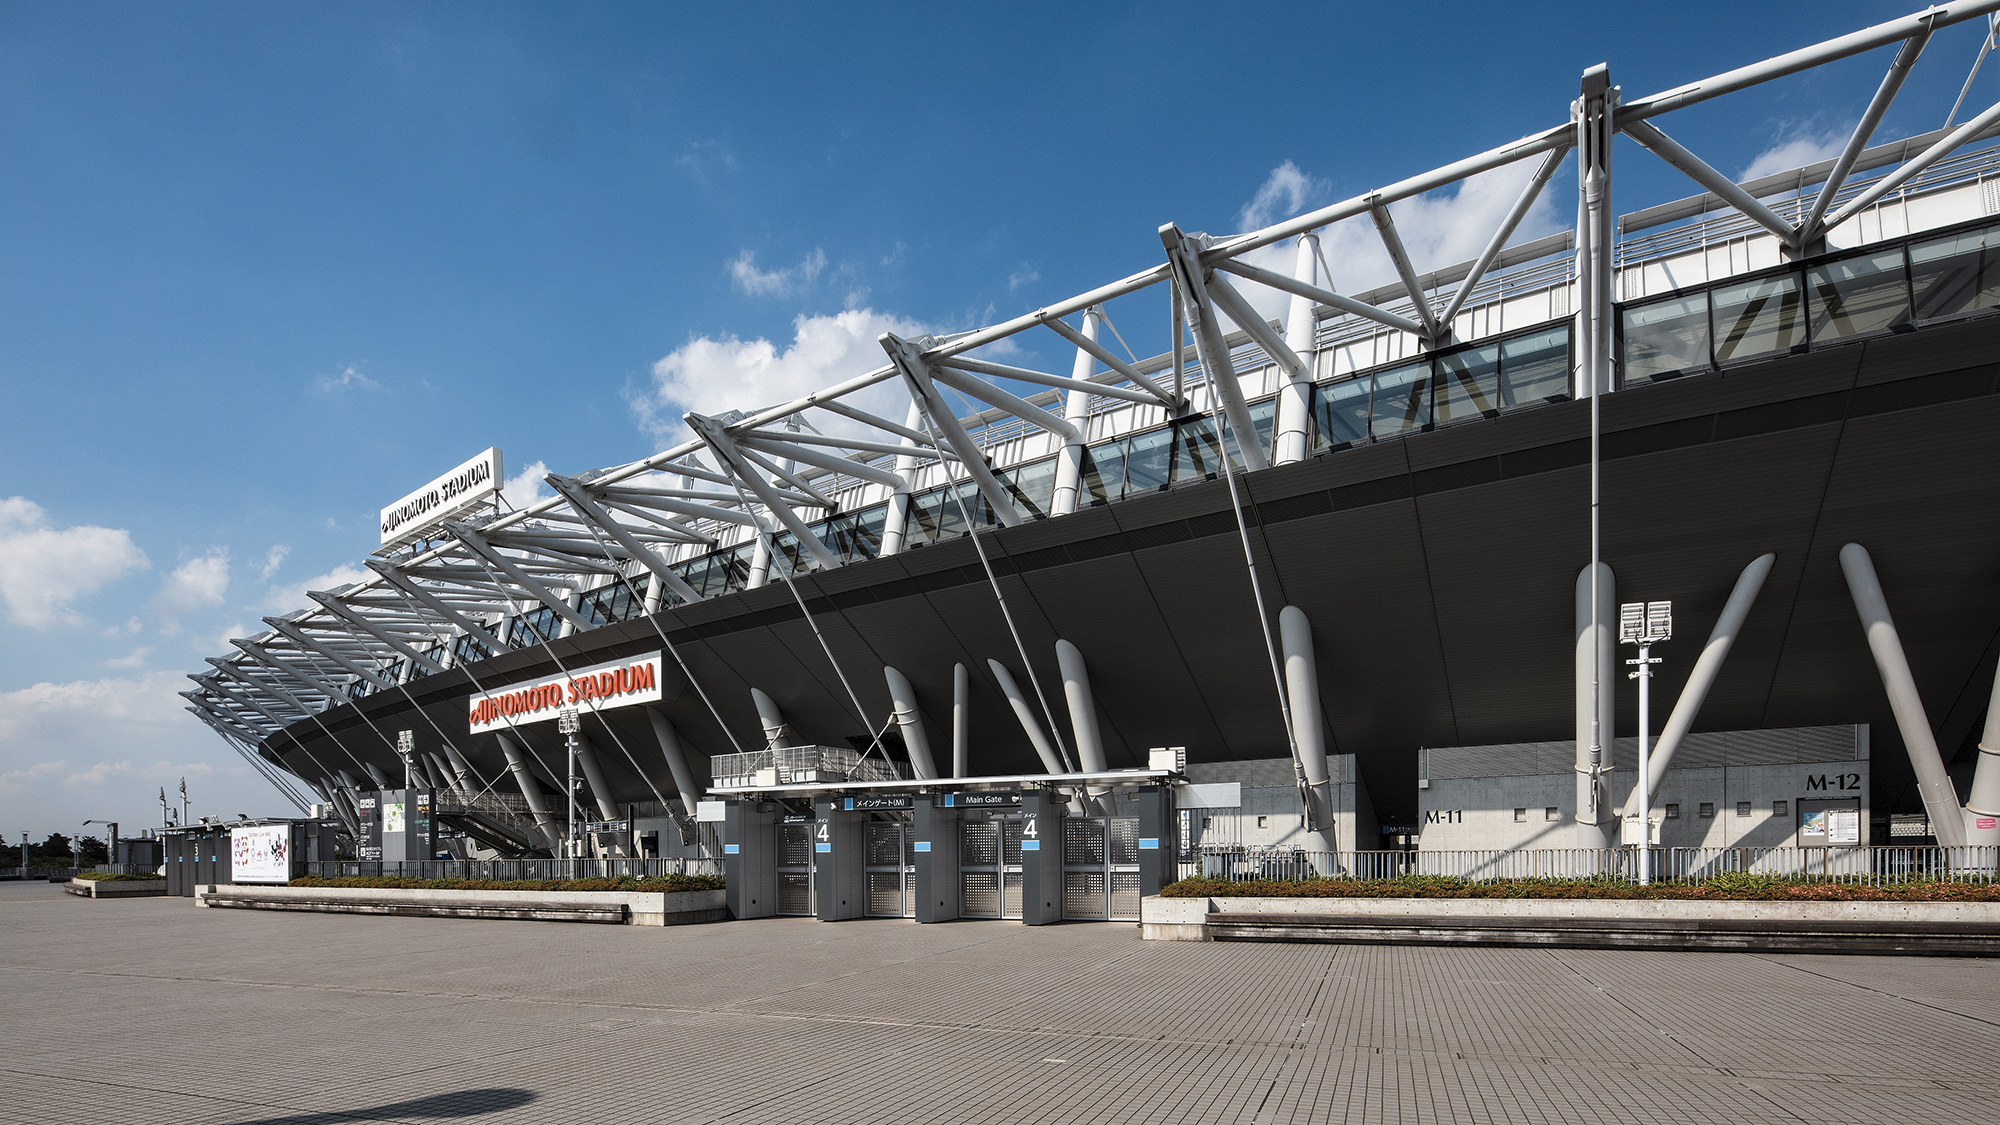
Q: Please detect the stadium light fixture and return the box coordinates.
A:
[1623,600,1671,884]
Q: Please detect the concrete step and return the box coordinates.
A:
[1206,911,2000,956]
[205,892,627,924]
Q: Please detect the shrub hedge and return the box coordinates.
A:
[1160,873,2000,902]
[288,874,724,893]
[75,871,164,881]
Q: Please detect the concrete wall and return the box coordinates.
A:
[1182,756,1377,852]
[1415,725,1869,851]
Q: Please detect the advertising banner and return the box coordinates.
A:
[230,824,293,884]
[467,651,663,733]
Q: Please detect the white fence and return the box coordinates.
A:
[1178,846,2000,886]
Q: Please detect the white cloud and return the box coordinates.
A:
[1240,160,1323,231]
[260,545,290,580]
[500,460,550,510]
[1740,124,1849,182]
[313,364,379,392]
[0,496,149,629]
[1008,263,1040,292]
[154,548,231,617]
[265,563,370,613]
[0,671,281,835]
[1221,158,1566,331]
[633,307,931,445]
[728,248,829,297]
[103,616,142,636]
[201,623,247,654]
[68,760,133,785]
[103,646,152,669]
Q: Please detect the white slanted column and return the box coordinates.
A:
[496,732,563,852]
[1049,308,1103,516]
[1621,553,1776,818]
[987,659,1064,776]
[1278,606,1338,856]
[1574,563,1617,851]
[1273,236,1321,467]
[952,662,970,779]
[746,516,774,589]
[645,706,705,822]
[751,688,796,749]
[879,403,924,556]
[1965,656,2000,851]
[882,666,939,780]
[571,732,622,822]
[1839,543,1968,847]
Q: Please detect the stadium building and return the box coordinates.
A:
[187,3,2000,920]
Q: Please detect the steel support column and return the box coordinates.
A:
[1575,562,1617,850]
[1838,543,1968,847]
[883,666,939,780]
[1050,308,1103,516]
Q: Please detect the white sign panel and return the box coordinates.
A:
[380,447,502,546]
[230,825,291,884]
[468,651,664,734]
[695,800,727,823]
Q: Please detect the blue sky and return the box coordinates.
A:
[2,0,1991,838]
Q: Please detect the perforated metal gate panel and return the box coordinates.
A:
[864,818,914,917]
[776,823,814,916]
[1063,817,1141,921]
[961,817,1023,919]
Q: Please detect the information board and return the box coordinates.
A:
[230,824,292,884]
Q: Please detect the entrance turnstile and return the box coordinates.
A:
[776,819,817,915]
[959,816,1024,919]
[863,816,916,917]
[1062,816,1142,921]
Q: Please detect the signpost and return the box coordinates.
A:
[1621,600,1672,885]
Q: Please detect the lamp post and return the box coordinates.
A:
[1621,600,1672,885]
[557,705,581,877]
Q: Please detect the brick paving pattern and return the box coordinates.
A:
[4,880,1996,1123]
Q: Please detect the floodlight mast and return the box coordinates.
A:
[557,705,581,876]
[1623,601,1672,884]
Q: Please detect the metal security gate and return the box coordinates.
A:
[864,816,915,918]
[960,816,1024,919]
[776,821,816,916]
[1063,817,1141,921]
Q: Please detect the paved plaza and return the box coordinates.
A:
[4,880,1998,1123]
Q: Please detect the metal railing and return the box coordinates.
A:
[1177,846,2000,886]
[303,858,724,881]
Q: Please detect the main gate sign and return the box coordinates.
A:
[467,652,663,733]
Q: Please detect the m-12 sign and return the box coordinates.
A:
[467,652,663,734]
[380,448,502,546]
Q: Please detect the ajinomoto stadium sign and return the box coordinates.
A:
[466,652,662,734]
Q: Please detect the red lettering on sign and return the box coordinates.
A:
[631,663,654,692]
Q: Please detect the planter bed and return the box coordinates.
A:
[1142,895,2000,955]
[196,884,726,926]
[64,877,167,899]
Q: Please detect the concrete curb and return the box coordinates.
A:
[64,878,168,899]
[1140,894,2000,941]
[195,884,727,926]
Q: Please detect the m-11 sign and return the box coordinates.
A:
[380,448,502,546]
[467,652,663,734]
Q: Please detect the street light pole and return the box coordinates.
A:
[557,705,581,878]
[1622,601,1671,885]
